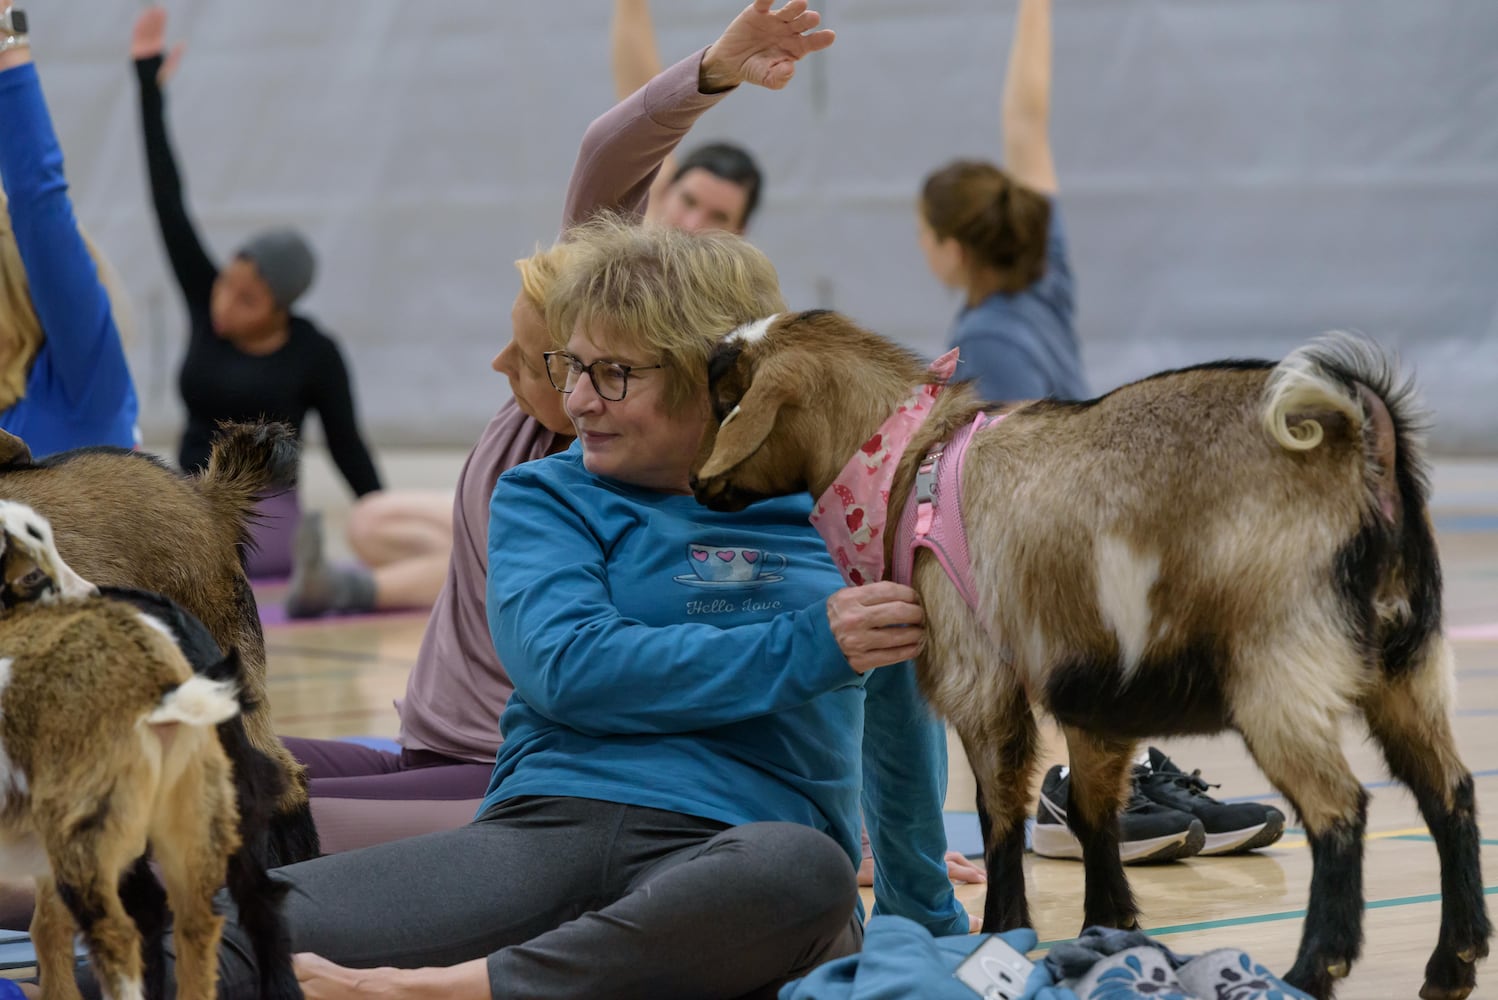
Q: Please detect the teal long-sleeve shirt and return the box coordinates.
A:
[482,443,967,936]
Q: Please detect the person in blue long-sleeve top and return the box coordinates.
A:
[159,216,970,1000]
[0,16,140,457]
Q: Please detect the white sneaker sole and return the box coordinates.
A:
[1197,814,1286,855]
[1031,820,1205,864]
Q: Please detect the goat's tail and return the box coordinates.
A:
[1262,332,1423,453]
[147,676,241,727]
[1264,332,1443,675]
[197,422,299,525]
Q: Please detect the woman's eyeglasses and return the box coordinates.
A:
[544,351,663,401]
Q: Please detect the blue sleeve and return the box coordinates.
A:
[861,661,970,936]
[486,470,855,735]
[0,64,134,421]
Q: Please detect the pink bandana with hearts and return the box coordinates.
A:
[810,349,959,586]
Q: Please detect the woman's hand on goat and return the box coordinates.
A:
[827,581,924,674]
[700,0,835,92]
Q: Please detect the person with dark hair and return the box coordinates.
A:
[0,5,140,459]
[285,0,778,620]
[916,0,1085,405]
[130,6,381,579]
[612,0,764,234]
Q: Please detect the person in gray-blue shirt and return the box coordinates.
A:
[915,0,1087,404]
[913,0,1286,868]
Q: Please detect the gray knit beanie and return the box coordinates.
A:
[235,227,316,310]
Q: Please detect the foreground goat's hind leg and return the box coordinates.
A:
[1362,641,1490,1000]
[1062,729,1140,931]
[1237,705,1367,999]
[49,864,146,1000]
[153,776,237,1000]
[31,878,85,1000]
[955,688,1039,932]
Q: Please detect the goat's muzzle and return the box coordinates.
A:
[690,474,758,513]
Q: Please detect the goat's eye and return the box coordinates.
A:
[18,569,47,589]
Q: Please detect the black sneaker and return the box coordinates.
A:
[1032,764,1206,864]
[1134,747,1286,855]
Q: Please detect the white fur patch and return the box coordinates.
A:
[724,314,780,346]
[147,677,239,728]
[1094,536,1160,681]
[0,657,25,805]
[136,612,177,642]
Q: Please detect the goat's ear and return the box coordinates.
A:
[696,366,797,482]
[0,430,31,467]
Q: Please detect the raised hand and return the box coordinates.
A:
[131,6,185,86]
[700,0,835,92]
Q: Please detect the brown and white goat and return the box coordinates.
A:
[0,422,318,866]
[691,310,1489,1000]
[0,500,243,1000]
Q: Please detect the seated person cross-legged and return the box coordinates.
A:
[78,215,970,1000]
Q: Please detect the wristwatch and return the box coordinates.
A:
[0,7,28,53]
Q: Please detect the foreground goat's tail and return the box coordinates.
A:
[1263,331,1442,674]
[147,676,240,727]
[197,421,299,536]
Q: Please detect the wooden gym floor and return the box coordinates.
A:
[250,452,1498,994]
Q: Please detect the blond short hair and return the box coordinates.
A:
[544,213,785,414]
[514,241,576,314]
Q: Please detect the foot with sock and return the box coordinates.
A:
[285,511,377,619]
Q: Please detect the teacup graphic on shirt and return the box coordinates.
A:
[678,543,788,587]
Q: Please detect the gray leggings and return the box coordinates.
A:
[206,795,862,999]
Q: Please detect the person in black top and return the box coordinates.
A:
[130,6,381,578]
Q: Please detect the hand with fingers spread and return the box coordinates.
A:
[130,5,185,86]
[827,581,924,674]
[700,0,835,93]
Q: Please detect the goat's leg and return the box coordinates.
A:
[153,783,237,1000]
[31,878,84,1000]
[1237,709,1367,1000]
[47,863,145,1000]
[1362,640,1490,1000]
[1060,728,1140,931]
[118,857,169,1000]
[953,688,1039,932]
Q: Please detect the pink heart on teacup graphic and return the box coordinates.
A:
[685,543,788,583]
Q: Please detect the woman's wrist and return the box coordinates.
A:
[0,44,30,72]
[697,44,741,94]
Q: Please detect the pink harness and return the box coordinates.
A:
[888,411,998,608]
[811,349,1000,610]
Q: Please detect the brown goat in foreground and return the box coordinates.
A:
[0,422,318,866]
[691,310,1489,1000]
[0,501,242,1000]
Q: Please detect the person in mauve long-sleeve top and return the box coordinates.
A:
[130,6,380,577]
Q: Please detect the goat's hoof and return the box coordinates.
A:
[1419,983,1474,1000]
[1422,947,1480,1000]
[1325,960,1349,979]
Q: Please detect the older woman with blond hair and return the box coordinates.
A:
[0,11,139,457]
[174,214,966,1000]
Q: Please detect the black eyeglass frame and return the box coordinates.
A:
[543,350,663,401]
